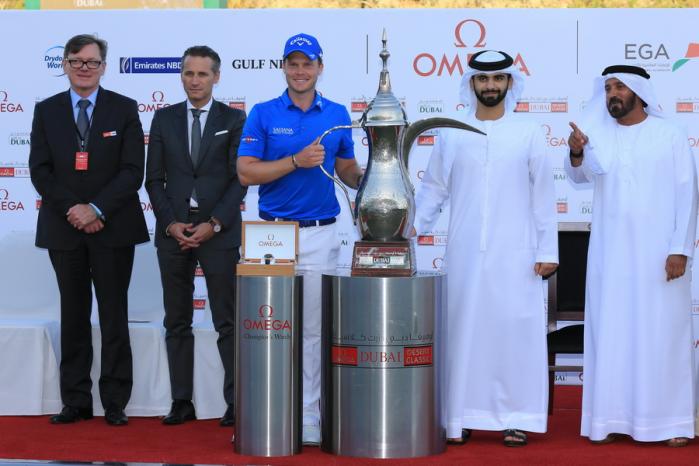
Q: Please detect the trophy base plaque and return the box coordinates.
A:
[351,241,416,277]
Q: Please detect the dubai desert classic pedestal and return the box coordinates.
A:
[321,31,484,458]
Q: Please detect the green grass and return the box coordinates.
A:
[0,0,696,10]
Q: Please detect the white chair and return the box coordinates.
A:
[0,230,60,320]
[0,230,61,414]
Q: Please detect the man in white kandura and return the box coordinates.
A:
[414,50,558,447]
[566,64,697,447]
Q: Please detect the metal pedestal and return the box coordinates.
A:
[321,271,445,458]
[234,275,302,456]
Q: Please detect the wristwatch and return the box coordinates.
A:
[208,217,222,233]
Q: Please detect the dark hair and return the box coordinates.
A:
[63,34,108,61]
[283,54,323,66]
[182,46,221,74]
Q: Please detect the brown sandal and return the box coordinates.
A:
[503,429,527,447]
[447,429,472,445]
[666,437,689,448]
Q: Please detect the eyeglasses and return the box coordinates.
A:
[65,59,103,70]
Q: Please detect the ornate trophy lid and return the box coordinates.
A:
[363,30,408,127]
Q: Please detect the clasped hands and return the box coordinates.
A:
[67,204,103,233]
[167,222,215,250]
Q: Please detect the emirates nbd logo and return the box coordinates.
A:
[120,57,182,74]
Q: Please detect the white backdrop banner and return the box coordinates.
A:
[1,9,698,381]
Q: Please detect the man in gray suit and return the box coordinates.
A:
[145,45,246,426]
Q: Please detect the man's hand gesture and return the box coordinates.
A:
[568,122,589,156]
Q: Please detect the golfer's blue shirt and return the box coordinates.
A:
[238,90,354,220]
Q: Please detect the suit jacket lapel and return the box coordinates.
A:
[60,90,80,152]
[195,100,220,171]
[87,87,108,152]
[175,102,194,171]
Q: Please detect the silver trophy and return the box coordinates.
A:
[320,30,485,276]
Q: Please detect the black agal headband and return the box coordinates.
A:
[468,50,514,72]
[601,65,650,79]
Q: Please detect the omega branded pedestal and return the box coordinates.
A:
[321,271,445,458]
[234,275,302,456]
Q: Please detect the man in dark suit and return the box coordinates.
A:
[145,46,246,426]
[29,34,149,426]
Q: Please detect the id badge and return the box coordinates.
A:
[75,151,89,171]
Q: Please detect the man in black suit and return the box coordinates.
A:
[145,46,246,426]
[29,34,149,426]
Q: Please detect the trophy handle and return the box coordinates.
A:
[317,123,363,224]
[401,117,486,170]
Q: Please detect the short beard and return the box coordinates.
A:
[475,87,508,107]
[607,94,636,119]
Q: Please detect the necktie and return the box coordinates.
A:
[190,108,204,167]
[77,99,91,143]
[190,108,205,202]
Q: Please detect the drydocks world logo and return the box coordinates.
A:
[120,57,182,74]
[44,46,65,77]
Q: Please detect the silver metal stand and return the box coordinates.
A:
[234,275,302,456]
[321,271,445,458]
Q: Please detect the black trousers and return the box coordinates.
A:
[156,237,238,407]
[49,241,135,411]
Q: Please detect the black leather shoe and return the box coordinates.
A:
[220,404,235,427]
[162,399,196,425]
[50,406,93,424]
[104,407,128,426]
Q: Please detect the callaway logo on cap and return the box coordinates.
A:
[283,33,323,61]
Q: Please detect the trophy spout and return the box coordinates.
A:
[401,118,486,170]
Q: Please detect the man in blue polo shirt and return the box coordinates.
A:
[237,33,363,446]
